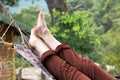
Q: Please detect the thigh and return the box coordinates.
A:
[41,50,91,80]
[55,44,115,80]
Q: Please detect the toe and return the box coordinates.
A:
[37,9,45,27]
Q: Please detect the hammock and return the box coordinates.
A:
[0,1,55,80]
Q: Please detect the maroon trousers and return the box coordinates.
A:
[41,44,116,80]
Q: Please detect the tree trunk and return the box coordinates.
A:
[45,0,68,26]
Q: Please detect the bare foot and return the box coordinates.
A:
[29,27,49,55]
[29,27,39,48]
[34,9,50,38]
[35,9,61,50]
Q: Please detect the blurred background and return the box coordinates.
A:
[0,0,120,78]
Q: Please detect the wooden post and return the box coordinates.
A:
[0,24,16,80]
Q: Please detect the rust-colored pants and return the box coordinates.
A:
[41,44,116,80]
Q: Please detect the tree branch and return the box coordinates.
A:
[69,4,84,12]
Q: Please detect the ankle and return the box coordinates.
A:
[43,35,61,50]
[35,42,49,55]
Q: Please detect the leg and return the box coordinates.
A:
[29,19,91,80]
[41,50,91,80]
[34,9,61,50]
[35,9,116,80]
[55,44,116,80]
[29,26,49,55]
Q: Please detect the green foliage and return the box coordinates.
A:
[1,0,19,6]
[67,0,93,10]
[90,0,120,33]
[93,27,120,74]
[67,0,120,33]
[13,5,40,27]
[50,9,100,54]
[67,0,120,75]
[14,57,31,68]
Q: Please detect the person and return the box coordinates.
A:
[29,9,118,80]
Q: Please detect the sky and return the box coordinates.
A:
[9,0,49,14]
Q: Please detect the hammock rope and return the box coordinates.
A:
[0,1,28,46]
[1,20,13,39]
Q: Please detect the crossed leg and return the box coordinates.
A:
[31,9,116,80]
[29,9,91,80]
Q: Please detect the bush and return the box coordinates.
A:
[50,9,100,54]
